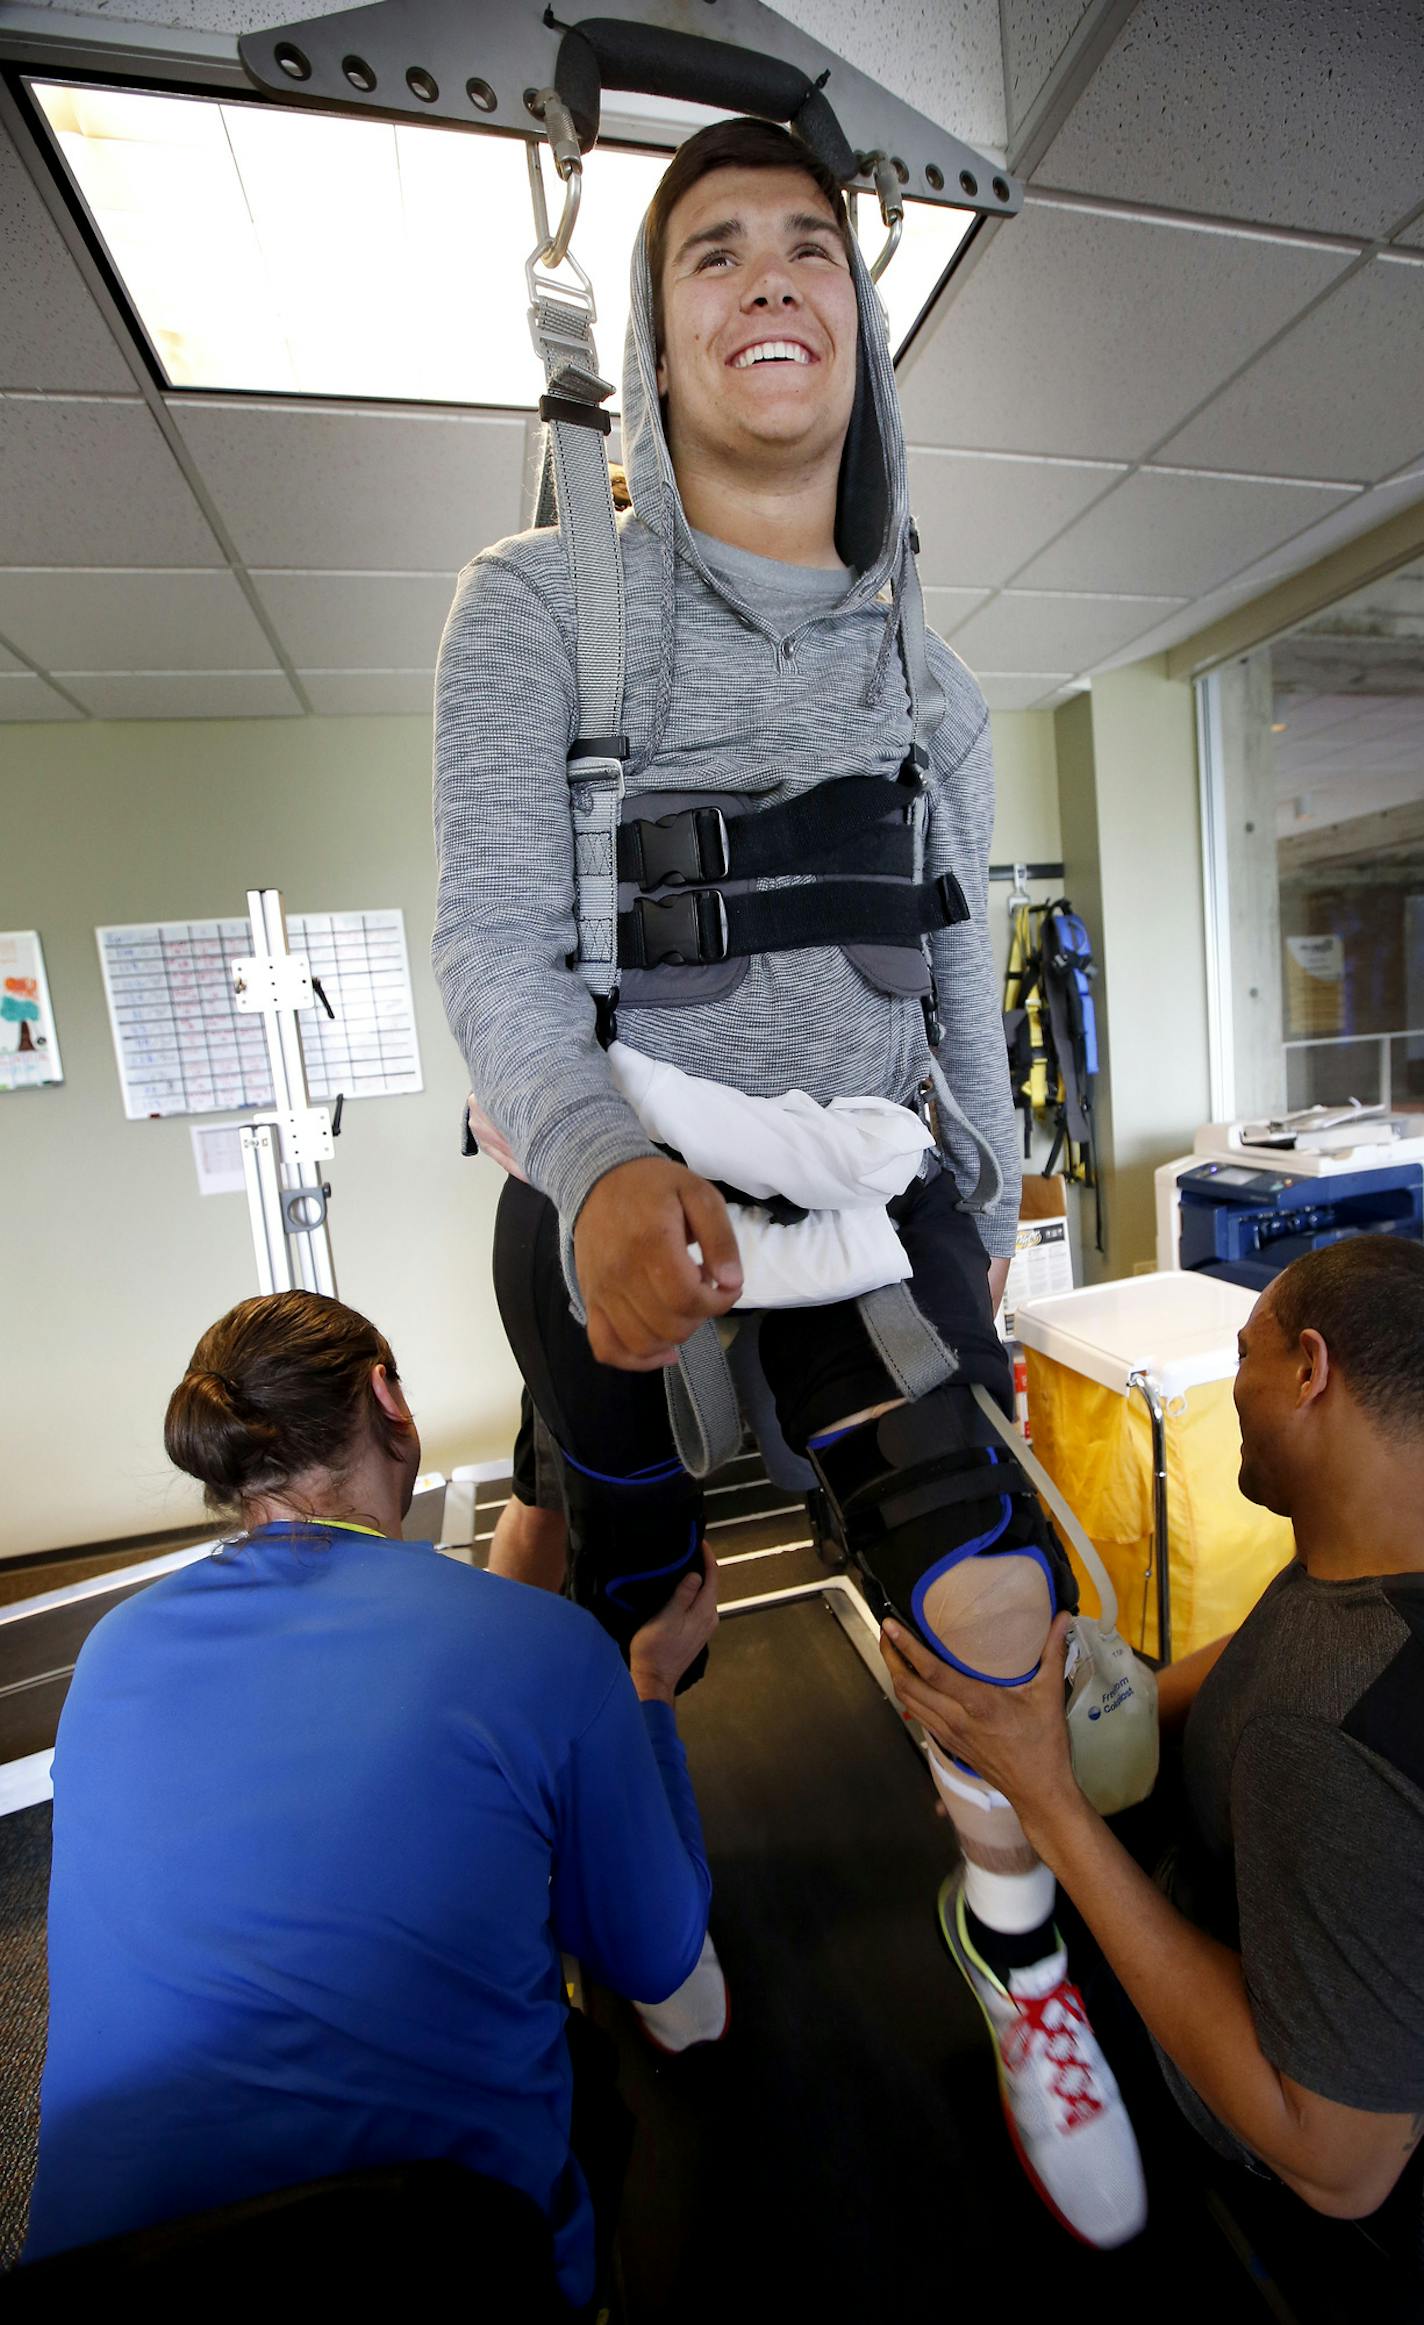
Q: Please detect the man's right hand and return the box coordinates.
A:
[574,1156,743,1370]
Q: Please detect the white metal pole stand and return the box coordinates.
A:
[232,887,341,1298]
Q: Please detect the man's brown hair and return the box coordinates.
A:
[643,115,855,350]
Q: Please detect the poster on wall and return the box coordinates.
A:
[96,908,422,1119]
[0,930,64,1091]
[1284,932,1345,1038]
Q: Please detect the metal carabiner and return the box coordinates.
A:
[526,87,583,269]
[867,153,905,284]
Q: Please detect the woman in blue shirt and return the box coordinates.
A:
[24,1290,714,2310]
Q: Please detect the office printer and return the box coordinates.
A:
[1155,1108,1424,1288]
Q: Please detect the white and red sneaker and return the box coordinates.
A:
[633,1930,730,2054]
[939,1869,1147,2248]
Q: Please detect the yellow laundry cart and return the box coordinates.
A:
[1015,1274,1294,1663]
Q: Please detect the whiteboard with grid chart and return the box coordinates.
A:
[97,909,423,1120]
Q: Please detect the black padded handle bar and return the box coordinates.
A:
[554,17,858,181]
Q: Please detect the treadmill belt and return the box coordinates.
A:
[590,1595,1257,2322]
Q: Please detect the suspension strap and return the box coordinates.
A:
[526,112,627,1004]
[665,1320,745,1479]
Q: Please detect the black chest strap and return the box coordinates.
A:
[617,767,924,891]
[619,870,969,970]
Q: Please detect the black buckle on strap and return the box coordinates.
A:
[539,393,612,435]
[633,889,729,967]
[936,871,971,926]
[628,805,730,890]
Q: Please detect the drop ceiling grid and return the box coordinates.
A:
[1,8,1423,716]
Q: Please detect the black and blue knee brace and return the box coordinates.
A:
[808,1384,1078,1683]
[558,1446,707,1683]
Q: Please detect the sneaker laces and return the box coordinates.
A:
[1002,1979,1105,2133]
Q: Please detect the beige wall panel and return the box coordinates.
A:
[1,714,508,1560]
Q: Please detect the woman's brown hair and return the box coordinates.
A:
[164,1291,403,1513]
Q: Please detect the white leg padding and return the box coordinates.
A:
[962,1858,1056,1935]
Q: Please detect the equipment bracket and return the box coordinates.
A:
[234,889,339,1300]
[238,0,1022,224]
[232,947,314,1017]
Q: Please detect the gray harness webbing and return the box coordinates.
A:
[531,241,991,1475]
[530,278,626,1000]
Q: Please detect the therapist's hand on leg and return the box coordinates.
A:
[629,1548,719,1705]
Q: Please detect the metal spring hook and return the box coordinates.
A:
[526,87,583,269]
[867,153,905,284]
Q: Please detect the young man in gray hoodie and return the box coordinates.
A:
[435,116,1144,2247]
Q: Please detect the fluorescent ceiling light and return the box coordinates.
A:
[31,81,972,407]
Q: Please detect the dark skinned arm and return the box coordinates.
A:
[882,1613,1423,2219]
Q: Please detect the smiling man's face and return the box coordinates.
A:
[655,165,859,480]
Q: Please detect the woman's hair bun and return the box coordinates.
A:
[163,1367,282,1505]
[164,1291,400,1514]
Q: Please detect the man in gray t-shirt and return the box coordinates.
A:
[882,1233,1424,2231]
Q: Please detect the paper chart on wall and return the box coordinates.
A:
[97,909,423,1120]
[0,930,63,1091]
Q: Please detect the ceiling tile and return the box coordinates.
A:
[922,585,993,637]
[299,670,437,715]
[908,448,1124,587]
[0,398,222,566]
[952,590,1188,670]
[0,671,82,721]
[968,671,1075,711]
[773,0,1008,151]
[1171,463,1424,604]
[1158,259,1424,484]
[1034,0,1424,239]
[54,671,302,719]
[1018,469,1357,595]
[898,199,1352,460]
[1091,467,1424,668]
[1002,0,1092,141]
[0,116,135,395]
[170,401,529,571]
[0,569,277,673]
[252,572,456,670]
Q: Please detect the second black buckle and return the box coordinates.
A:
[632,889,730,967]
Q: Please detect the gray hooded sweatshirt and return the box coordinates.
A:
[433,216,1020,1259]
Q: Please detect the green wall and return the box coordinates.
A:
[3,706,1062,1560]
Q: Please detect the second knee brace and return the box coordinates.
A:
[809,1384,1078,1681]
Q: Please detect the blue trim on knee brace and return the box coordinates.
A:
[560,1447,685,1488]
[807,1420,862,1451]
[603,1520,701,1611]
[910,1511,1060,1689]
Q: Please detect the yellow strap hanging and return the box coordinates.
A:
[1004,903,1050,1112]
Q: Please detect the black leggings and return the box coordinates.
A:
[492,1165,1012,1648]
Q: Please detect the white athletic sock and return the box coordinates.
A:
[962,1858,1057,1939]
[925,1745,1058,1938]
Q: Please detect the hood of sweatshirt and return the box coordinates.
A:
[619,199,913,630]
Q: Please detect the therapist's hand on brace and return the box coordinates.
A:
[575,1157,743,1370]
[881,1611,1082,1855]
[629,1546,720,1705]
